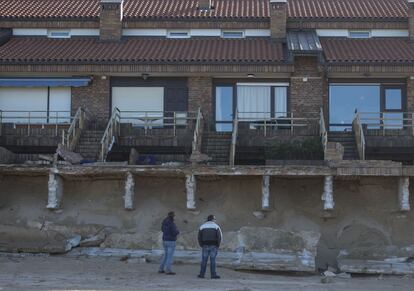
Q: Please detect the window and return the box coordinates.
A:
[329,83,405,131]
[349,30,371,39]
[222,31,244,39]
[167,31,190,38]
[215,82,289,132]
[48,30,71,38]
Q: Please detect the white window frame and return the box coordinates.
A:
[348,30,371,39]
[167,30,190,39]
[48,30,71,39]
[221,30,245,39]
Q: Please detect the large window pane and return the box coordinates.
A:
[329,85,380,131]
[215,86,233,132]
[385,88,402,110]
[237,85,271,120]
[274,87,287,118]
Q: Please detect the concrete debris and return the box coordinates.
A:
[0,146,16,164]
[321,276,333,284]
[323,270,336,277]
[57,144,83,164]
[162,162,185,167]
[65,235,81,252]
[252,211,265,220]
[337,272,352,279]
[189,151,212,164]
[39,154,54,162]
[80,232,106,247]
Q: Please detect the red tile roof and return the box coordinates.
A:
[0,37,285,64]
[321,38,414,63]
[0,0,408,20]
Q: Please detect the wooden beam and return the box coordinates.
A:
[186,174,196,210]
[398,177,410,212]
[322,176,334,210]
[262,175,270,210]
[124,172,135,210]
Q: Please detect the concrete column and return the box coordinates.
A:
[124,172,135,210]
[322,176,334,210]
[186,174,196,210]
[47,171,63,210]
[262,175,270,210]
[398,177,410,212]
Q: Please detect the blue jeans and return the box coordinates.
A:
[159,241,176,273]
[199,245,218,277]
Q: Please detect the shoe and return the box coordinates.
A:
[198,275,205,279]
[165,272,176,275]
[211,275,221,279]
[158,270,165,274]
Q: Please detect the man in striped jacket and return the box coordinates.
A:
[197,215,223,279]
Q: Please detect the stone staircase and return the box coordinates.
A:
[76,129,105,160]
[328,131,359,160]
[202,132,231,165]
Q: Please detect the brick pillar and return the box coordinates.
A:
[198,0,212,10]
[71,76,110,121]
[290,57,324,118]
[188,77,213,126]
[100,0,123,41]
[270,0,287,39]
[409,1,414,41]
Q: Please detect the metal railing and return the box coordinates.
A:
[319,107,328,156]
[352,111,366,160]
[229,110,239,166]
[192,108,204,154]
[61,107,87,151]
[0,110,72,136]
[236,111,319,137]
[100,108,121,162]
[358,112,414,136]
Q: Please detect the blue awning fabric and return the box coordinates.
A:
[0,78,91,87]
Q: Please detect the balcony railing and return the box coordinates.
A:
[358,112,414,136]
[236,111,320,137]
[0,110,72,136]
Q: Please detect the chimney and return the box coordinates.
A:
[198,0,212,11]
[409,0,414,41]
[100,0,123,41]
[270,0,287,39]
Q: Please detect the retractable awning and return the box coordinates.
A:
[0,78,91,87]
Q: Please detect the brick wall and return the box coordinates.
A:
[290,56,325,118]
[188,77,213,125]
[71,76,110,120]
[100,1,123,41]
[270,2,287,39]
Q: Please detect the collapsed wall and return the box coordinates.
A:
[0,174,413,273]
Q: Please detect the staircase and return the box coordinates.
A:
[76,129,105,160]
[328,131,359,160]
[202,132,231,165]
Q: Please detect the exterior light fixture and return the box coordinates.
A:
[247,74,255,78]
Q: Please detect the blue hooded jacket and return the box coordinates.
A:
[161,216,179,241]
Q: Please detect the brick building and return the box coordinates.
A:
[1,0,414,274]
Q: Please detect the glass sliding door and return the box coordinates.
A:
[383,86,404,129]
[329,84,380,131]
[274,87,288,118]
[215,86,233,132]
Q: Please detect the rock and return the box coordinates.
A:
[252,211,265,220]
[57,144,84,164]
[65,235,81,252]
[80,232,106,247]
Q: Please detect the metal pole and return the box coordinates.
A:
[28,112,31,136]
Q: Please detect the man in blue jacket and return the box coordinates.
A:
[159,211,180,275]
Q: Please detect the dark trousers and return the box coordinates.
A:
[199,245,218,277]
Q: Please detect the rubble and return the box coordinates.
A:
[56,144,83,164]
[0,146,15,164]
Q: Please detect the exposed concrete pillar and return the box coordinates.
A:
[322,176,334,210]
[47,170,63,210]
[262,175,270,210]
[186,174,196,210]
[398,177,410,212]
[124,172,135,210]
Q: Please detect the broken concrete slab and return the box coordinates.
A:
[80,232,106,248]
[57,144,83,165]
[338,245,414,275]
[0,146,16,164]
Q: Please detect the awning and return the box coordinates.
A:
[0,78,91,87]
